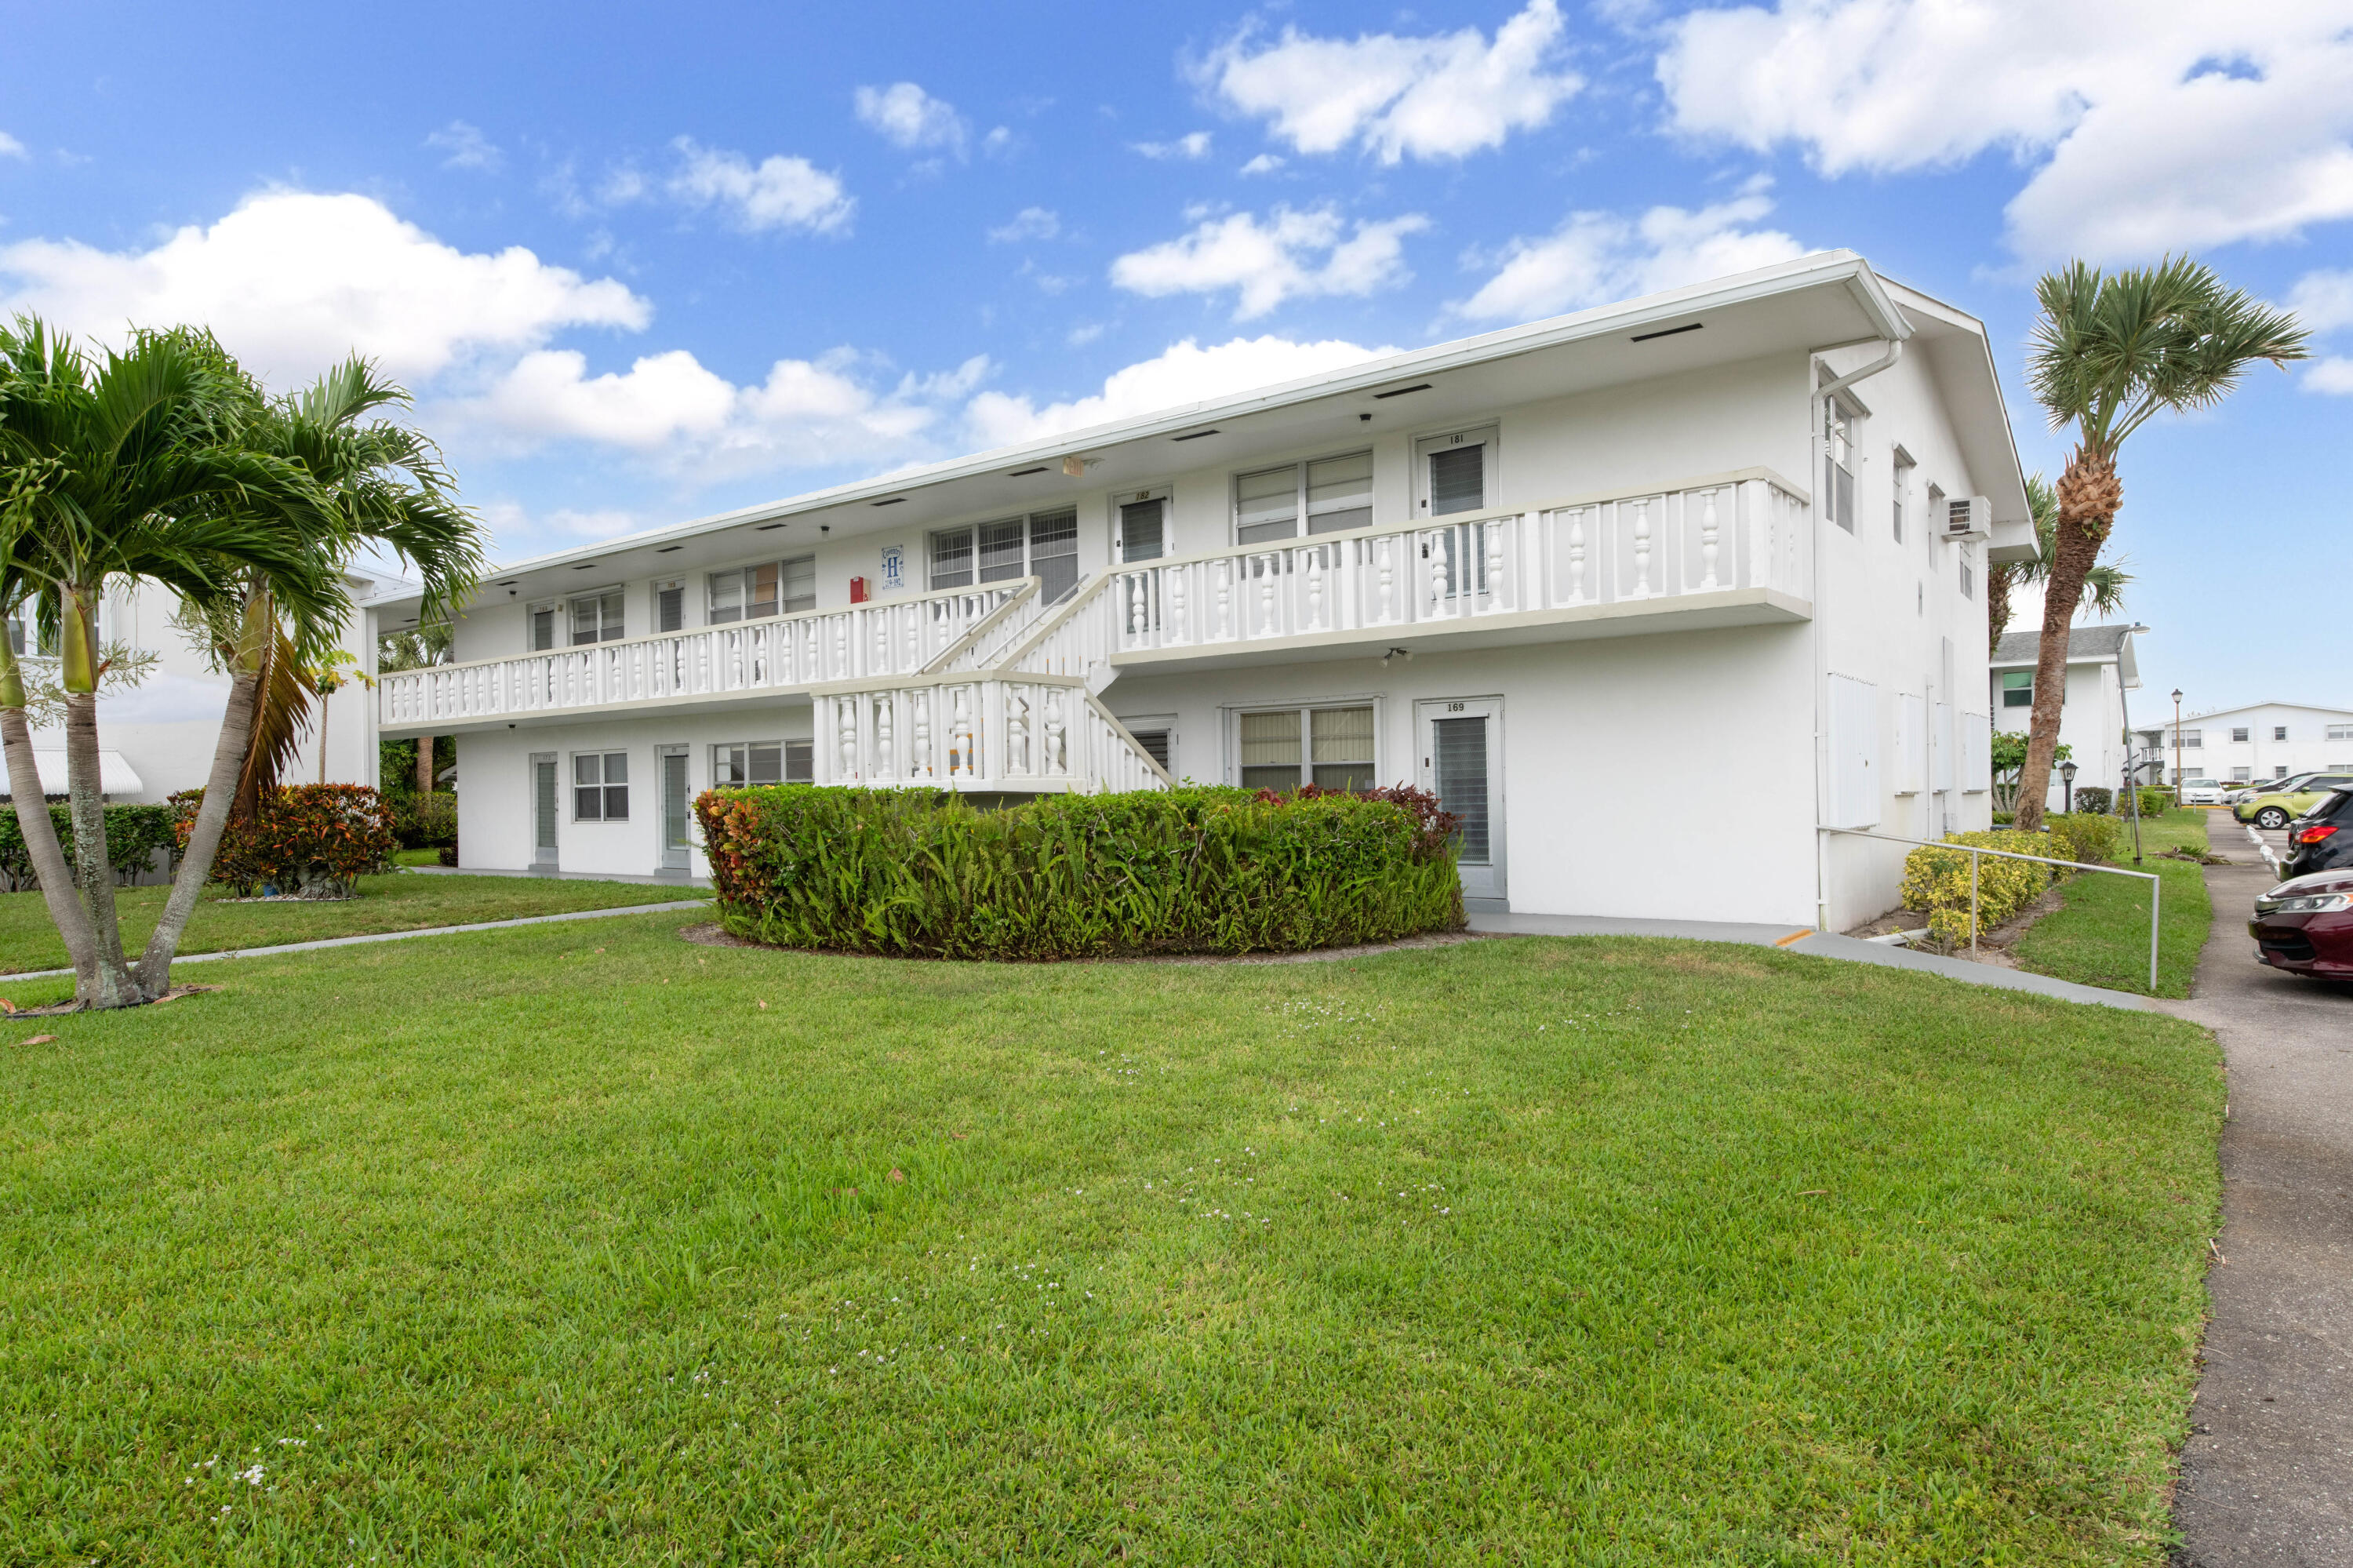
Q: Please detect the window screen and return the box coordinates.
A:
[1307,451,1373,534]
[714,740,813,786]
[709,558,814,622]
[781,557,816,613]
[529,606,557,652]
[570,589,624,645]
[2232,727,2250,742]
[1235,466,1300,545]
[1120,497,1166,562]
[573,751,628,820]
[1030,508,1079,602]
[1239,705,1373,792]
[656,580,685,633]
[1432,716,1489,863]
[929,527,976,590]
[1429,445,1485,516]
[1238,709,1302,791]
[2001,671,2033,708]
[1236,451,1374,545]
[1309,705,1375,791]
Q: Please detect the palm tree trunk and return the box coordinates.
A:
[2013,449,2118,832]
[135,612,266,999]
[1,679,104,995]
[416,736,435,796]
[56,589,141,1007]
[1984,562,2017,657]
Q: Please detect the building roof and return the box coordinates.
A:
[1990,624,2140,667]
[365,249,2032,618]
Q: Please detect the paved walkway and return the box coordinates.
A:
[1467,911,2157,1011]
[4,899,709,984]
[2166,814,2353,1566]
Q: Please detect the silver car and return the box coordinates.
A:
[2179,778,2228,806]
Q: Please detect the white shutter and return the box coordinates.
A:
[1893,694,1926,795]
[1961,715,1991,794]
[1827,673,1881,828]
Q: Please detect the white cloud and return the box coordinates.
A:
[1451,190,1809,321]
[1201,0,1581,164]
[1240,153,1285,176]
[2306,358,2353,395]
[666,139,854,234]
[988,206,1060,243]
[1658,0,2353,260]
[0,132,26,160]
[966,334,1399,446]
[482,500,651,544]
[1111,206,1430,319]
[1133,132,1213,160]
[2288,269,2353,333]
[0,188,649,387]
[855,82,969,157]
[424,120,502,173]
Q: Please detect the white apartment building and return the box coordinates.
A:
[1988,624,2144,807]
[364,252,2033,930]
[2140,701,2353,786]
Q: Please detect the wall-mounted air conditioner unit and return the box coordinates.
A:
[1943,496,1991,540]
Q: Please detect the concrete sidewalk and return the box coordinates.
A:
[1467,911,2157,1011]
[2167,816,2353,1566]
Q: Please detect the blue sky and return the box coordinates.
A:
[2,0,2348,715]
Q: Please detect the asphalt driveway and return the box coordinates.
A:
[2168,812,2353,1566]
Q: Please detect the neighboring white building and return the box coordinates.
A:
[364,252,2034,930]
[1988,624,2144,807]
[6,574,386,805]
[2137,700,2353,788]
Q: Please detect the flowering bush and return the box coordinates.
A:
[169,784,398,898]
[698,784,1464,959]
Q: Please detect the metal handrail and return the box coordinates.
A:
[1820,826,2161,992]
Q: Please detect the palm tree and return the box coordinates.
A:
[0,318,346,1009]
[2011,259,2306,832]
[376,620,453,795]
[1986,472,2133,656]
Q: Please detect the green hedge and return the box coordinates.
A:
[696,784,1465,960]
[393,791,458,848]
[0,803,178,893]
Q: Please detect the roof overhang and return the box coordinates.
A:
[373,249,1948,617]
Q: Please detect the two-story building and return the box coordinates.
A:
[2140,700,2353,788]
[363,251,2033,930]
[1989,623,2148,808]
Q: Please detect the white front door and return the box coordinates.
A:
[1417,697,1504,902]
[657,744,691,871]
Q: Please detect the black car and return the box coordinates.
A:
[2281,788,2353,880]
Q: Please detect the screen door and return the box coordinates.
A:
[531,753,558,866]
[1417,698,1504,902]
[658,745,691,871]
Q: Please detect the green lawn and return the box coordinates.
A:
[2015,809,2218,999]
[0,911,2223,1564]
[0,873,706,976]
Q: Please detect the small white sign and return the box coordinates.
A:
[878,543,906,595]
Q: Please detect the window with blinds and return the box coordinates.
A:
[1431,716,1489,862]
[656,580,685,633]
[569,588,625,645]
[1417,427,1494,517]
[1238,704,1375,792]
[708,557,816,623]
[929,509,1082,600]
[1119,496,1166,562]
[1234,451,1373,545]
[529,605,558,651]
[712,740,813,786]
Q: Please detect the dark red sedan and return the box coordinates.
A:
[2249,868,2353,980]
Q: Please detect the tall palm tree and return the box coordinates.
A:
[2011,259,2306,831]
[1986,472,2133,656]
[0,317,344,1009]
[378,620,454,795]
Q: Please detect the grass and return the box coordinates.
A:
[390,847,446,868]
[0,874,706,977]
[0,911,2223,1564]
[2014,809,2219,999]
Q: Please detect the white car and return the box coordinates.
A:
[2178,778,2228,805]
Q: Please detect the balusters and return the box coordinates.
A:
[1258,557,1278,636]
[1567,509,1588,602]
[1377,534,1396,623]
[1486,520,1507,612]
[1127,573,1147,644]
[913,690,933,780]
[1008,687,1029,775]
[1428,534,1449,617]
[1305,547,1326,631]
[951,686,973,780]
[1166,565,1187,645]
[838,696,859,783]
[1631,497,1653,598]
[875,694,894,780]
[1699,488,1721,590]
[1045,686,1067,777]
[1215,558,1233,640]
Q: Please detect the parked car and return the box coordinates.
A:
[2281,788,2353,881]
[2228,772,2320,805]
[2235,772,2353,830]
[2177,778,2228,806]
[2249,860,2353,980]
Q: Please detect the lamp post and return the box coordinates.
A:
[2172,689,2184,806]
[2060,759,2078,815]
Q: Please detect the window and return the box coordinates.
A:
[2001,671,2034,708]
[528,602,558,651]
[928,509,1082,601]
[573,751,628,820]
[1238,704,1375,792]
[2231,726,2250,743]
[1118,493,1166,563]
[709,557,815,623]
[2275,726,2289,741]
[656,579,686,634]
[570,588,625,646]
[1233,450,1374,544]
[712,740,813,786]
[1891,451,1914,543]
[2329,724,2353,744]
[1821,397,1857,532]
[1958,542,1975,599]
[1129,729,1171,770]
[1417,427,1495,517]
[2276,766,2290,780]
[2232,767,2252,781]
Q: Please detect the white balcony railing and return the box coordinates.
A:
[377,580,1033,729]
[813,675,1170,793]
[1093,471,1809,658]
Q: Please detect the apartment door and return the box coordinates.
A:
[657,744,692,871]
[530,753,558,867]
[1417,697,1505,903]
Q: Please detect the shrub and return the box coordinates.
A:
[697,784,1464,960]
[2134,786,2173,819]
[169,784,398,898]
[0,803,177,892]
[395,791,459,848]
[2073,785,2114,816]
[2047,812,2122,867]
[1901,829,2060,950]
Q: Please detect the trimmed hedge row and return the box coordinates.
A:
[696,784,1465,960]
[169,784,398,898]
[0,803,178,893]
[1899,814,2119,949]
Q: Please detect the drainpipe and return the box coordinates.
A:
[1809,337,1906,933]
